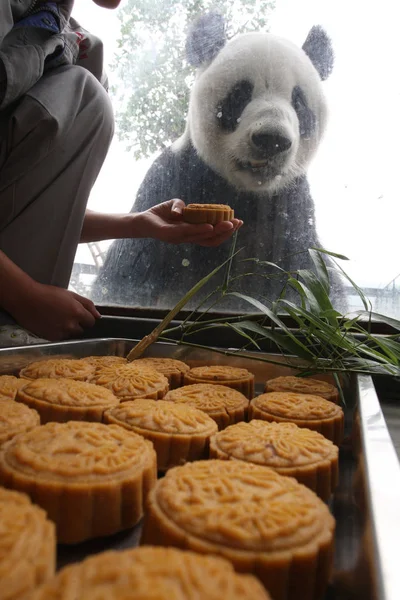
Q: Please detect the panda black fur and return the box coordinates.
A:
[93,13,340,310]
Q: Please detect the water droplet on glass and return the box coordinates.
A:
[217,111,222,118]
[182,259,190,267]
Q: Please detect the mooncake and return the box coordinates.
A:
[249,392,344,445]
[104,399,217,471]
[79,355,127,368]
[0,375,26,401]
[165,383,249,429]
[0,421,157,543]
[142,459,335,600]
[182,203,234,224]
[27,546,270,600]
[15,378,120,424]
[265,376,339,404]
[20,358,94,382]
[209,420,339,501]
[183,365,254,399]
[0,487,55,600]
[90,363,169,401]
[130,357,190,389]
[0,400,40,447]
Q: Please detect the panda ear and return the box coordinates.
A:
[186,12,227,67]
[302,25,334,81]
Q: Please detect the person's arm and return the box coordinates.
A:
[0,251,101,341]
[80,200,243,247]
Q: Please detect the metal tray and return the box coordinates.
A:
[1,337,399,600]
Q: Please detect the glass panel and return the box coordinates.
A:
[71,0,400,318]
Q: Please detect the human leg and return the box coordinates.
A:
[0,64,114,334]
[0,64,114,289]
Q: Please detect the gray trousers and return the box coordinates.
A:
[0,64,114,325]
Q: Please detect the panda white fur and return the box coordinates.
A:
[94,13,339,309]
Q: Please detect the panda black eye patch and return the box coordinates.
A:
[292,86,316,138]
[216,80,254,132]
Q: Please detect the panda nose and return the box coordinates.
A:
[251,133,292,157]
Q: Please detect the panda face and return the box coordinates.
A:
[187,32,328,194]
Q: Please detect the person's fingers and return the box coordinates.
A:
[72,292,102,319]
[232,218,244,230]
[213,221,235,235]
[195,228,239,247]
[175,223,214,238]
[170,198,185,217]
[76,304,97,328]
[65,322,85,338]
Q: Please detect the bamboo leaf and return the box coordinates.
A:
[240,258,288,273]
[310,247,350,261]
[228,319,315,360]
[308,248,330,294]
[226,322,262,349]
[350,310,400,333]
[126,247,243,360]
[329,262,371,312]
[297,269,334,317]
[227,292,315,356]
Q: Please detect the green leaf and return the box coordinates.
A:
[310,247,350,261]
[233,320,315,360]
[297,269,334,316]
[330,262,371,312]
[351,311,400,332]
[227,292,314,357]
[308,248,330,293]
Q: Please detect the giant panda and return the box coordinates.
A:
[93,12,340,311]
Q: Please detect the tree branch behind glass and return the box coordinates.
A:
[111,0,276,159]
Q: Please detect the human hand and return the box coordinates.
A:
[138,199,243,247]
[11,283,101,341]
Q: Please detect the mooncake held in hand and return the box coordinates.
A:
[182,203,234,224]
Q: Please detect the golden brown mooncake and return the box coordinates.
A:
[0,421,157,544]
[209,420,339,501]
[90,363,169,401]
[182,203,234,225]
[130,357,190,389]
[249,392,344,445]
[164,383,249,429]
[265,376,340,404]
[0,487,56,600]
[15,378,120,424]
[183,365,255,399]
[0,375,26,401]
[19,358,94,382]
[142,459,335,600]
[0,400,40,447]
[79,355,127,368]
[28,546,271,600]
[104,399,217,472]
